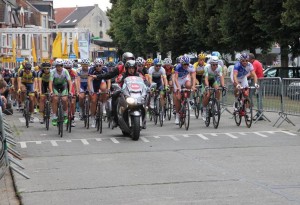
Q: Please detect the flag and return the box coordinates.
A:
[32,36,37,63]
[52,32,62,58]
[74,35,79,58]
[63,36,68,57]
[12,38,16,62]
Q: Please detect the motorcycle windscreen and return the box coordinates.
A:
[123,76,147,97]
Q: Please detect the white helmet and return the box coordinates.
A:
[163,58,172,65]
[55,58,63,66]
[63,59,73,68]
[94,58,104,66]
[210,56,219,64]
[81,58,90,65]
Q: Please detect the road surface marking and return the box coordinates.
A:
[183,134,190,138]
[280,131,297,136]
[140,137,150,142]
[239,132,247,135]
[95,138,102,142]
[20,142,27,148]
[225,133,238,139]
[254,132,268,138]
[50,140,58,146]
[266,131,275,134]
[81,139,89,145]
[36,141,41,144]
[66,140,72,142]
[168,135,179,141]
[153,136,160,138]
[210,133,218,136]
[197,134,209,140]
[110,138,119,143]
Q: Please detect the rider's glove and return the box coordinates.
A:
[236,84,242,89]
[255,83,260,89]
[17,89,21,93]
[165,86,170,91]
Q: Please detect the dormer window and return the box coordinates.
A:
[73,19,77,23]
[65,20,70,23]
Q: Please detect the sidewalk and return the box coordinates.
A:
[0,169,20,205]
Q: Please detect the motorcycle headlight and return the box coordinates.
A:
[126,97,136,105]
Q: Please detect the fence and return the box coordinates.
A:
[0,107,29,181]
[221,77,300,131]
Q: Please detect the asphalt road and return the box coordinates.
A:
[7,108,300,205]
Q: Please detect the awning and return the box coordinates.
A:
[92,39,115,48]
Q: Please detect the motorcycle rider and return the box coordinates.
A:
[94,52,135,128]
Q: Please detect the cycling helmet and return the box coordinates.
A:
[106,61,116,68]
[146,58,153,64]
[94,58,104,66]
[122,52,135,63]
[198,52,206,60]
[153,58,162,66]
[125,60,136,70]
[136,57,145,66]
[55,58,63,66]
[163,58,172,65]
[63,59,73,68]
[24,62,32,70]
[239,53,249,61]
[41,62,51,68]
[180,55,190,64]
[211,51,221,58]
[81,58,90,65]
[210,56,219,64]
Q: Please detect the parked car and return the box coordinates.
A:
[263,67,300,78]
[287,81,300,100]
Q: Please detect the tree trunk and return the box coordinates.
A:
[280,43,289,67]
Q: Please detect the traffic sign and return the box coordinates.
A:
[16,57,25,62]
[69,54,77,59]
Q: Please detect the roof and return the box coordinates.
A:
[54,7,76,25]
[58,6,94,27]
[0,0,6,23]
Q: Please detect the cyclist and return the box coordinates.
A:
[163,58,174,87]
[136,57,150,83]
[193,53,207,85]
[88,58,110,128]
[49,58,72,126]
[77,58,90,120]
[173,55,196,124]
[145,58,153,69]
[37,62,51,124]
[231,53,259,110]
[202,56,225,120]
[148,58,169,116]
[17,62,37,122]
[64,59,78,127]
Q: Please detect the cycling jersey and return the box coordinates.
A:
[50,68,71,95]
[89,68,107,93]
[193,62,206,76]
[38,70,51,93]
[232,62,254,80]
[175,64,195,79]
[204,64,223,87]
[18,70,37,84]
[78,68,90,92]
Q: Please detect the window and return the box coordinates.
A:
[7,35,12,47]
[43,36,47,51]
[100,31,103,38]
[1,34,7,47]
[42,15,47,28]
[99,20,102,27]
[22,34,26,49]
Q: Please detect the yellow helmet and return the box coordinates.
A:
[198,52,206,60]
[146,58,153,64]
[34,66,40,71]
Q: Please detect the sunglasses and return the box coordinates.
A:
[96,65,102,67]
[211,64,218,66]
[241,60,248,62]
[44,67,50,70]
[183,63,189,66]
[128,67,135,69]
[155,65,161,67]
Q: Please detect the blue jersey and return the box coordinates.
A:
[233,62,254,80]
[77,68,89,90]
[175,63,195,78]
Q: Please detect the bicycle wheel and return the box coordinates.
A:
[244,98,253,128]
[67,98,72,133]
[179,103,185,128]
[25,99,29,128]
[194,96,200,119]
[153,97,158,125]
[184,100,190,130]
[167,94,172,120]
[205,101,211,127]
[234,101,242,126]
[159,101,164,127]
[85,98,90,129]
[58,102,63,137]
[45,100,50,131]
[99,102,103,134]
[96,103,100,131]
[211,99,220,129]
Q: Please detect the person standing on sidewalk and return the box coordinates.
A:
[249,53,264,120]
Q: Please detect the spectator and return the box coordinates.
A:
[0,78,8,110]
[249,53,264,120]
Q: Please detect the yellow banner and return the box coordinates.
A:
[1,56,13,63]
[63,37,68,56]
[52,32,62,58]
[12,39,16,62]
[32,36,37,63]
[73,36,79,58]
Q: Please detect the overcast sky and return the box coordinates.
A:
[53,0,112,11]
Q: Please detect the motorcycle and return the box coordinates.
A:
[113,76,147,141]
